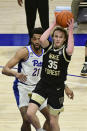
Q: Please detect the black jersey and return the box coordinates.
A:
[41,43,71,85]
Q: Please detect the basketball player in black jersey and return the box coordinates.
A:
[26,18,74,131]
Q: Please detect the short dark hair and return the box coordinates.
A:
[28,27,44,45]
[31,27,44,38]
[52,26,68,44]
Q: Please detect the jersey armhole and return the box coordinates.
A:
[63,47,71,62]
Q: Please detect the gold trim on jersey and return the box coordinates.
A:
[53,44,65,52]
[44,44,66,56]
[63,47,70,62]
[32,93,45,105]
[48,105,64,115]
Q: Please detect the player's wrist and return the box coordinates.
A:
[15,72,19,78]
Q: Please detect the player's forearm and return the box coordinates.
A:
[66,29,74,55]
[2,67,17,77]
[40,22,56,43]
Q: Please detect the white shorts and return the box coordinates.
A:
[13,83,47,110]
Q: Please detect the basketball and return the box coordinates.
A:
[56,10,74,28]
[54,12,59,17]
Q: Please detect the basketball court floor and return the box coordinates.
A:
[0,0,87,131]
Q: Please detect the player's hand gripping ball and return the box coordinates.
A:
[56,10,74,28]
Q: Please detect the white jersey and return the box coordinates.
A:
[13,45,47,108]
[16,45,43,88]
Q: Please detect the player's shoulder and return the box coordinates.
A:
[15,47,29,59]
[17,47,29,53]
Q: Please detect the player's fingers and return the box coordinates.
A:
[23,75,27,81]
[70,92,74,99]
[18,0,23,6]
[67,19,72,26]
[20,75,27,82]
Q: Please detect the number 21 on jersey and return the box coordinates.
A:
[32,68,40,76]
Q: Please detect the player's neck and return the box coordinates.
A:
[54,44,64,49]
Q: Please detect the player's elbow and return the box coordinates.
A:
[40,38,46,48]
[2,67,6,75]
[68,50,73,55]
[66,48,74,55]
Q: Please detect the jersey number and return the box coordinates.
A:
[48,60,58,69]
[32,68,40,76]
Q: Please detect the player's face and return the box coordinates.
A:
[31,34,42,50]
[53,30,66,48]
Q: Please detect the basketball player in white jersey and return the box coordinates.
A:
[2,27,51,131]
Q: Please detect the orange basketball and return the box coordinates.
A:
[56,10,74,28]
[54,12,59,17]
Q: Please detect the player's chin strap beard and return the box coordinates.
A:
[34,43,41,51]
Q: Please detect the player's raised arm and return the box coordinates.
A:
[40,19,56,48]
[66,18,74,55]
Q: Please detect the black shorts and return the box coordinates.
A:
[30,79,64,114]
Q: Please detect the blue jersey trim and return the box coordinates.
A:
[13,79,19,106]
[18,61,22,73]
